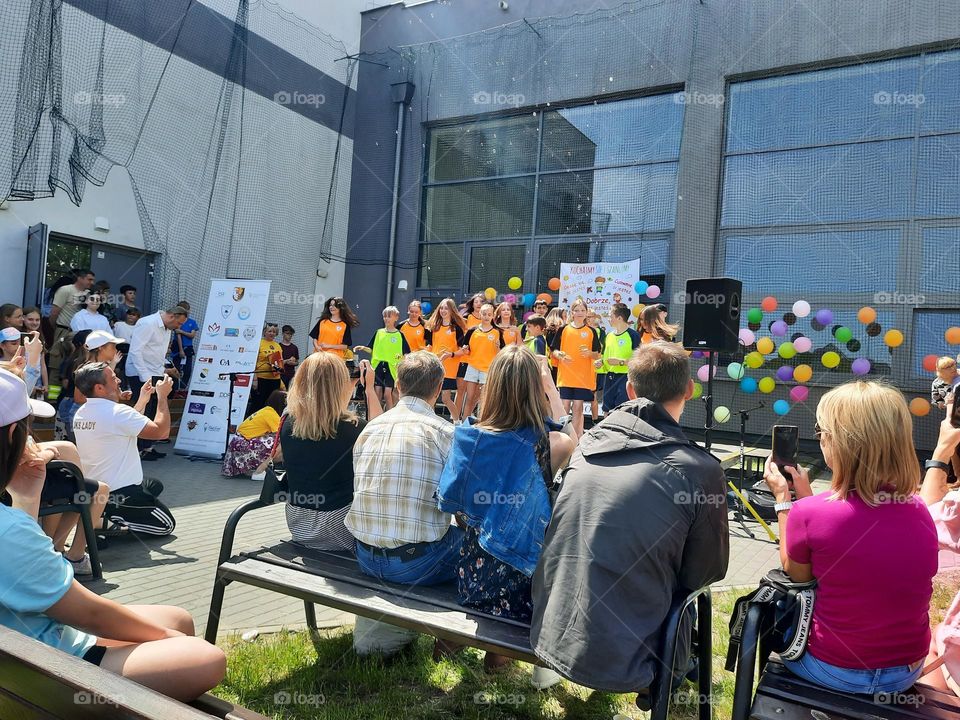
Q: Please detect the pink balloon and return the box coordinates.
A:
[522,311,533,321]
[793,336,812,353]
[504,293,517,303]
[738,328,755,345]
[789,386,809,403]
[647,285,661,299]
[696,364,714,382]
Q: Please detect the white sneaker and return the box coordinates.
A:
[65,553,93,576]
[530,666,562,689]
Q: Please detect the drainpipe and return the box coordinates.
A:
[386,81,415,307]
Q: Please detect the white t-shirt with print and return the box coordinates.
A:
[73,398,148,491]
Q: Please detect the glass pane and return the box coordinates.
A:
[467,244,527,294]
[537,242,592,292]
[726,57,920,153]
[917,135,960,218]
[912,310,960,376]
[418,243,464,289]
[920,50,960,133]
[598,237,672,275]
[723,230,899,293]
[423,178,535,242]
[540,94,683,170]
[537,164,678,235]
[721,141,912,227]
[45,240,92,289]
[920,227,960,293]
[428,115,539,182]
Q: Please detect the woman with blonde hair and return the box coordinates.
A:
[425,298,467,421]
[638,303,678,342]
[763,380,938,694]
[493,301,521,346]
[280,351,382,550]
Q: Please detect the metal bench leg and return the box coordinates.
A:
[304,601,317,631]
[77,501,102,580]
[698,592,712,720]
[205,574,230,644]
[731,603,763,720]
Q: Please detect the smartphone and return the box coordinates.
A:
[951,392,960,428]
[772,425,799,479]
[20,333,31,346]
[150,375,166,386]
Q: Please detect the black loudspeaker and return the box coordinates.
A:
[681,277,742,352]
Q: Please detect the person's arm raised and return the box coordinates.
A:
[137,376,172,440]
[360,360,384,420]
[921,396,960,506]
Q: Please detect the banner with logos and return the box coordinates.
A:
[174,279,271,459]
[557,259,641,328]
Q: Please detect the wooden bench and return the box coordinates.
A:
[731,601,960,719]
[0,625,268,720]
[205,469,714,720]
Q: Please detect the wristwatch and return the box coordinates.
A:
[774,500,793,513]
[925,459,951,473]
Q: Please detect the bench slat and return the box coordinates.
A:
[218,558,538,663]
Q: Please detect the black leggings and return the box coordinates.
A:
[249,378,281,414]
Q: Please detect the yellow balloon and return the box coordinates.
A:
[884,329,904,348]
[692,382,703,399]
[756,337,774,355]
[758,376,776,393]
[508,276,522,290]
[793,364,813,383]
[484,287,497,301]
[744,351,764,369]
[821,351,841,369]
[632,304,644,317]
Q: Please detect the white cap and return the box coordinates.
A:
[0,327,19,343]
[85,330,123,350]
[0,369,55,424]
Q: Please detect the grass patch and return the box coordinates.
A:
[214,580,958,719]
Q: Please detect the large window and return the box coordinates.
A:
[419,93,684,295]
[720,50,960,384]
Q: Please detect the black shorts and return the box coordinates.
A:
[41,471,99,504]
[456,362,467,379]
[442,378,458,391]
[83,644,107,666]
[559,387,594,402]
[374,363,395,389]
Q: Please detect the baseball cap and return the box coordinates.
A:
[85,330,123,350]
[0,369,55,424]
[0,327,19,342]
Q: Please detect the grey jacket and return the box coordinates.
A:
[530,398,729,692]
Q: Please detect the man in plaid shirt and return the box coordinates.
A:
[347,351,463,586]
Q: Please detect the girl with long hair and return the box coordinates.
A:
[639,303,679,342]
[22,307,48,399]
[549,298,601,438]
[426,298,467,421]
[309,296,360,358]
[494,301,521,347]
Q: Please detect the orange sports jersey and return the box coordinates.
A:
[466,313,482,329]
[463,325,503,373]
[399,320,428,352]
[430,323,465,378]
[551,323,602,390]
[500,326,519,346]
[315,319,351,358]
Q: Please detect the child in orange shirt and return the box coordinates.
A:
[459,303,503,421]
[550,298,601,438]
[425,298,467,422]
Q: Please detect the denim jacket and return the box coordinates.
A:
[437,418,551,576]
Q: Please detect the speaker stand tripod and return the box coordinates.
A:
[726,403,778,543]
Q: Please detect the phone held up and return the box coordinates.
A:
[771,425,799,483]
[950,392,960,429]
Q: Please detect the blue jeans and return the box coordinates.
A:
[603,373,629,412]
[356,526,464,586]
[783,652,923,694]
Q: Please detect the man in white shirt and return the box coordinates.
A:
[73,362,175,535]
[126,306,187,460]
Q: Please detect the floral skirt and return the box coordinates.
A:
[457,526,532,622]
[221,433,274,477]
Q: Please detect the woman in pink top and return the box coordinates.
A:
[763,380,939,694]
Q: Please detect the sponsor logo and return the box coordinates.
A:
[200,344,217,351]
[220,305,231,319]
[206,322,221,337]
[191,390,215,398]
[188,402,206,414]
[204,422,223,432]
[199,368,209,379]
[187,420,198,431]
[224,327,239,337]
[216,290,225,298]
[237,346,247,353]
[233,287,245,301]
[219,391,231,398]
[237,306,251,321]
[220,359,231,366]
[198,357,213,364]
[209,405,222,415]
[243,326,257,341]
[235,375,251,387]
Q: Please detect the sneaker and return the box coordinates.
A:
[530,666,562,689]
[65,553,93,577]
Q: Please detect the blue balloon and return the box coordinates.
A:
[740,377,758,393]
[523,293,536,306]
[421,301,432,314]
[635,280,649,294]
[773,399,791,415]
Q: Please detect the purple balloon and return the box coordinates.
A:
[771,320,788,337]
[815,308,834,326]
[851,358,871,376]
[776,366,794,381]
[691,350,703,358]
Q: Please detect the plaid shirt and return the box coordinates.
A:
[346,396,454,548]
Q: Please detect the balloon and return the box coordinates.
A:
[761,296,778,312]
[792,300,811,318]
[923,354,940,372]
[756,337,774,355]
[815,308,833,325]
[758,377,776,394]
[773,399,791,416]
[692,382,703,399]
[714,406,731,424]
[747,307,763,324]
[846,339,861,353]
[484,287,497,300]
[744,351,764,369]
[697,364,715,382]
[851,358,871,376]
[776,365,794,381]
[647,285,661,299]
[947,327,960,345]
[635,280,649,294]
[548,277,561,291]
[865,321,882,337]
[537,293,553,304]
[770,320,788,337]
[421,301,432,314]
[632,304,644,318]
[793,336,812,353]
[508,276,522,290]
[793,364,813,383]
[834,326,852,343]
[782,312,797,325]
[504,293,516,304]
[821,351,841,369]
[778,342,797,359]
[789,385,809,403]
[523,293,536,306]
[727,362,745,380]
[884,329,904,348]
[740,377,758,393]
[691,350,704,358]
[857,307,877,324]
[738,328,755,346]
[522,311,533,321]
[909,397,931,417]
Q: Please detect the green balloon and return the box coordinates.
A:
[778,341,796,359]
[747,307,763,324]
[834,326,852,343]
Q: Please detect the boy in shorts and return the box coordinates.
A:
[353,306,410,411]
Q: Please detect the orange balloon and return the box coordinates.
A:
[909,397,931,417]
[884,329,904,348]
[857,306,877,324]
[946,327,960,345]
[537,292,553,304]
[761,296,778,312]
[923,354,940,373]
[548,277,561,291]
